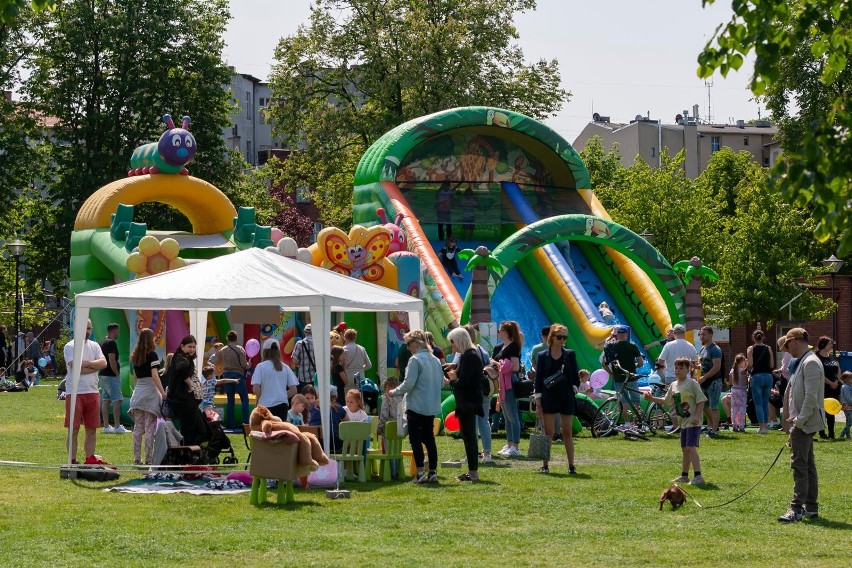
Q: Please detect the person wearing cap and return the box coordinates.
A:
[291,323,316,393]
[697,326,723,437]
[601,325,644,425]
[657,324,697,387]
[252,338,298,421]
[778,328,826,523]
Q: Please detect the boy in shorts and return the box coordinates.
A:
[644,356,708,485]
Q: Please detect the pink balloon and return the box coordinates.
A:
[245,338,260,358]
[444,411,460,432]
[590,369,609,390]
[271,228,284,245]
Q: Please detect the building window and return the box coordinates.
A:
[711,136,720,152]
[743,136,749,146]
[231,124,238,137]
[245,90,251,119]
[650,147,656,158]
[296,185,311,203]
[246,141,252,164]
[313,222,324,243]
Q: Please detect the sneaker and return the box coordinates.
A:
[505,446,521,457]
[84,455,117,470]
[113,425,128,434]
[412,472,426,484]
[423,472,439,483]
[498,444,510,453]
[803,510,819,519]
[778,508,803,523]
[538,466,550,474]
[671,475,690,483]
[757,428,769,435]
[480,454,493,463]
[568,465,577,475]
[689,475,705,485]
[705,430,718,438]
[102,425,114,434]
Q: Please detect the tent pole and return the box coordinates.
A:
[311,302,332,453]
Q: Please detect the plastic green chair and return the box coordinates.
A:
[366,421,405,481]
[329,421,371,483]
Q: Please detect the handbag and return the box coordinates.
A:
[543,370,566,390]
[527,422,551,460]
[160,398,174,420]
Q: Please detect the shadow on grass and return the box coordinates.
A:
[548,472,591,480]
[252,500,322,510]
[806,517,852,530]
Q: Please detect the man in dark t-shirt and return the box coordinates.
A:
[602,326,645,424]
[99,323,125,433]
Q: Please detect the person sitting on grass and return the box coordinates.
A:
[644,356,707,486]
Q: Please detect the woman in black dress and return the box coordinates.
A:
[447,327,484,482]
[533,323,579,474]
[167,335,209,445]
[816,336,841,439]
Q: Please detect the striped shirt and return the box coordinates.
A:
[292,336,315,384]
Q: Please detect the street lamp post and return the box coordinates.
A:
[7,238,27,366]
[822,254,845,356]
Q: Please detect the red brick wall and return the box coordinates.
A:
[727,274,850,365]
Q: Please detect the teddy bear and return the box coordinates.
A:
[250,405,329,471]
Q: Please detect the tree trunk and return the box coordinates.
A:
[684,279,704,330]
[469,264,491,325]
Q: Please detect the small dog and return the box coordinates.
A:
[659,485,687,511]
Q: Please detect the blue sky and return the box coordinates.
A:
[224,1,759,142]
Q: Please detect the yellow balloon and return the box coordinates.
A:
[824,398,841,416]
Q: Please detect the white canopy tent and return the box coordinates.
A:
[67,247,423,462]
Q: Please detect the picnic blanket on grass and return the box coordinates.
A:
[104,473,250,495]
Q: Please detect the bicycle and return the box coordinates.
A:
[591,362,671,440]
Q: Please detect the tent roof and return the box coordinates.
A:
[75,247,423,313]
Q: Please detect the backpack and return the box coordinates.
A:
[477,345,498,398]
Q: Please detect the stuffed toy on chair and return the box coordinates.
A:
[250,405,329,471]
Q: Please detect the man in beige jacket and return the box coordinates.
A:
[778,328,825,523]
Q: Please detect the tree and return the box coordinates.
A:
[23,0,235,290]
[593,150,724,269]
[267,0,568,229]
[579,136,623,191]
[701,163,833,327]
[0,0,53,24]
[699,0,852,256]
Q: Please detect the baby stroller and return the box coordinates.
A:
[157,410,238,467]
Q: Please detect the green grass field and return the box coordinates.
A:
[1,383,850,567]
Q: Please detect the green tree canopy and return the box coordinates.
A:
[699,0,852,256]
[22,0,236,290]
[266,0,569,229]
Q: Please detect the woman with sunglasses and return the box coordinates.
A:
[388,330,444,483]
[533,324,580,474]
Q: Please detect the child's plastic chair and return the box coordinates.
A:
[329,421,371,483]
[366,420,405,481]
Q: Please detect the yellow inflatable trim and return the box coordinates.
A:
[74,175,237,234]
[579,189,673,336]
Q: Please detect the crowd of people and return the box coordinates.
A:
[55,315,839,521]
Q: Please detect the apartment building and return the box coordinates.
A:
[573,106,778,178]
[222,71,284,165]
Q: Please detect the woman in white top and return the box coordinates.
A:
[251,338,298,420]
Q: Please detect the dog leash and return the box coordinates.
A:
[675,444,787,509]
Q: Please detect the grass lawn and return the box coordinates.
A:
[1,383,850,567]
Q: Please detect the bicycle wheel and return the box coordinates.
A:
[591,398,620,438]
[645,403,673,433]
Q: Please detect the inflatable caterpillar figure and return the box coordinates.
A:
[128,114,197,176]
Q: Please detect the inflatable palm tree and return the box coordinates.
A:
[458,246,505,325]
[673,256,719,329]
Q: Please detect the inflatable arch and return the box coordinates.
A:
[461,214,684,337]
